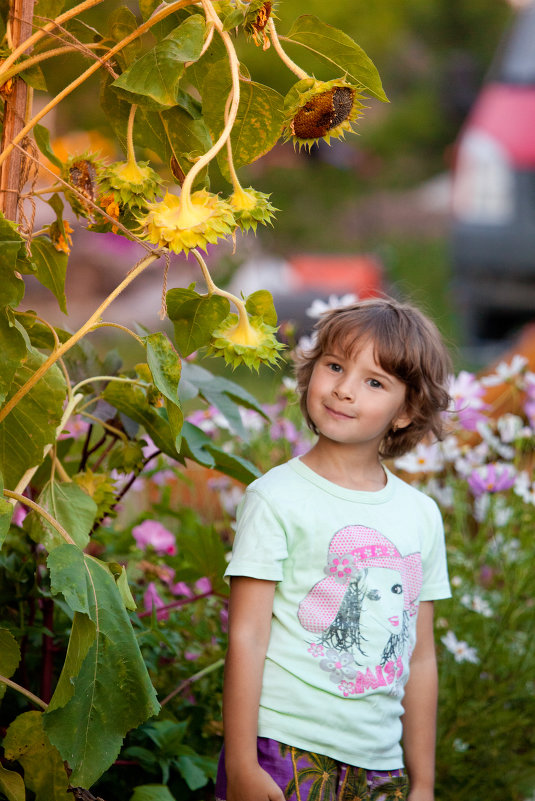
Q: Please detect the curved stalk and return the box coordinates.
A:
[80,412,128,442]
[0,253,160,424]
[126,103,138,167]
[160,658,224,707]
[224,92,242,194]
[0,0,197,170]
[3,489,76,545]
[268,19,309,80]
[0,674,48,710]
[88,321,144,346]
[0,0,106,76]
[179,1,241,209]
[191,248,247,319]
[1,42,107,84]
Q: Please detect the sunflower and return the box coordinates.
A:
[283,77,366,150]
[229,186,277,233]
[208,312,285,370]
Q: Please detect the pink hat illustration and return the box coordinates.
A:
[298,525,422,634]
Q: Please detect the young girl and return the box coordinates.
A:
[217,297,452,801]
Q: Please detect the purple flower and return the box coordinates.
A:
[132,520,177,555]
[195,576,212,594]
[220,607,229,632]
[143,582,168,619]
[12,504,27,527]
[270,418,300,443]
[468,463,517,497]
[171,581,194,598]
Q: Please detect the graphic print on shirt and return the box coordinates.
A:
[298,525,423,697]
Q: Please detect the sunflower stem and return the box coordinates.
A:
[191,248,248,320]
[126,103,138,167]
[180,0,241,203]
[268,19,309,80]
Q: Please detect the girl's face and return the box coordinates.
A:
[363,567,405,636]
[306,339,410,454]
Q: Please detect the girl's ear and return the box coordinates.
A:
[392,410,412,432]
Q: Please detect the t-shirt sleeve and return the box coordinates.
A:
[224,488,288,581]
[419,501,451,601]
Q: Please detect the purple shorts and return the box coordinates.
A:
[215,737,408,801]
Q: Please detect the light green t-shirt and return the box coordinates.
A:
[225,457,451,770]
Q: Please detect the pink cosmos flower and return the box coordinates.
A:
[171,581,194,598]
[195,576,212,594]
[132,519,177,555]
[468,462,517,497]
[12,504,27,527]
[58,415,91,440]
[448,371,487,431]
[143,581,168,619]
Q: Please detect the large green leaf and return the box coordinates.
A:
[30,238,68,315]
[44,545,160,787]
[0,348,67,491]
[166,290,230,357]
[34,0,65,20]
[130,787,177,801]
[174,522,229,595]
[103,380,179,458]
[202,64,285,177]
[181,422,260,483]
[0,764,25,801]
[107,5,142,69]
[143,332,183,443]
[3,711,71,801]
[0,627,20,701]
[111,16,206,109]
[181,29,226,93]
[284,16,388,102]
[27,481,98,552]
[0,264,25,308]
[180,361,266,440]
[0,213,35,275]
[0,309,28,404]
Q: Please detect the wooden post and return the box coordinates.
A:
[0,0,35,221]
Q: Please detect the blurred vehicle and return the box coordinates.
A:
[229,253,383,334]
[450,1,535,343]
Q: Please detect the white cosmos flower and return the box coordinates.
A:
[461,593,493,618]
[394,441,444,473]
[441,631,479,663]
[306,293,358,319]
[480,354,528,387]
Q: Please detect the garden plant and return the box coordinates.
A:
[1,2,534,801]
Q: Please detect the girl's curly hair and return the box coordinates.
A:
[295,297,452,459]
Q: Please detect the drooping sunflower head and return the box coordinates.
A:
[229,187,277,233]
[208,312,285,370]
[99,159,161,211]
[62,152,103,219]
[244,0,274,49]
[138,190,237,255]
[283,78,366,150]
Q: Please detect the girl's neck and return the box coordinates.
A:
[300,439,386,492]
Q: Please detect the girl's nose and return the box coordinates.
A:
[333,379,354,400]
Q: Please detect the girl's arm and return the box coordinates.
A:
[401,600,438,801]
[223,576,285,801]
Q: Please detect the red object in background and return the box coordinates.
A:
[466,84,535,168]
[288,254,383,298]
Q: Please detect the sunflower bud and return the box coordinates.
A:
[208,312,285,370]
[283,78,365,150]
[229,187,277,233]
[138,190,237,255]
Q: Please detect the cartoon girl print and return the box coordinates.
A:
[298,526,423,696]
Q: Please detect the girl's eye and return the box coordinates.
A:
[391,583,403,595]
[367,378,383,389]
[328,362,342,373]
[367,589,380,601]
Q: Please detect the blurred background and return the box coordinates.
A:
[24,0,535,371]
